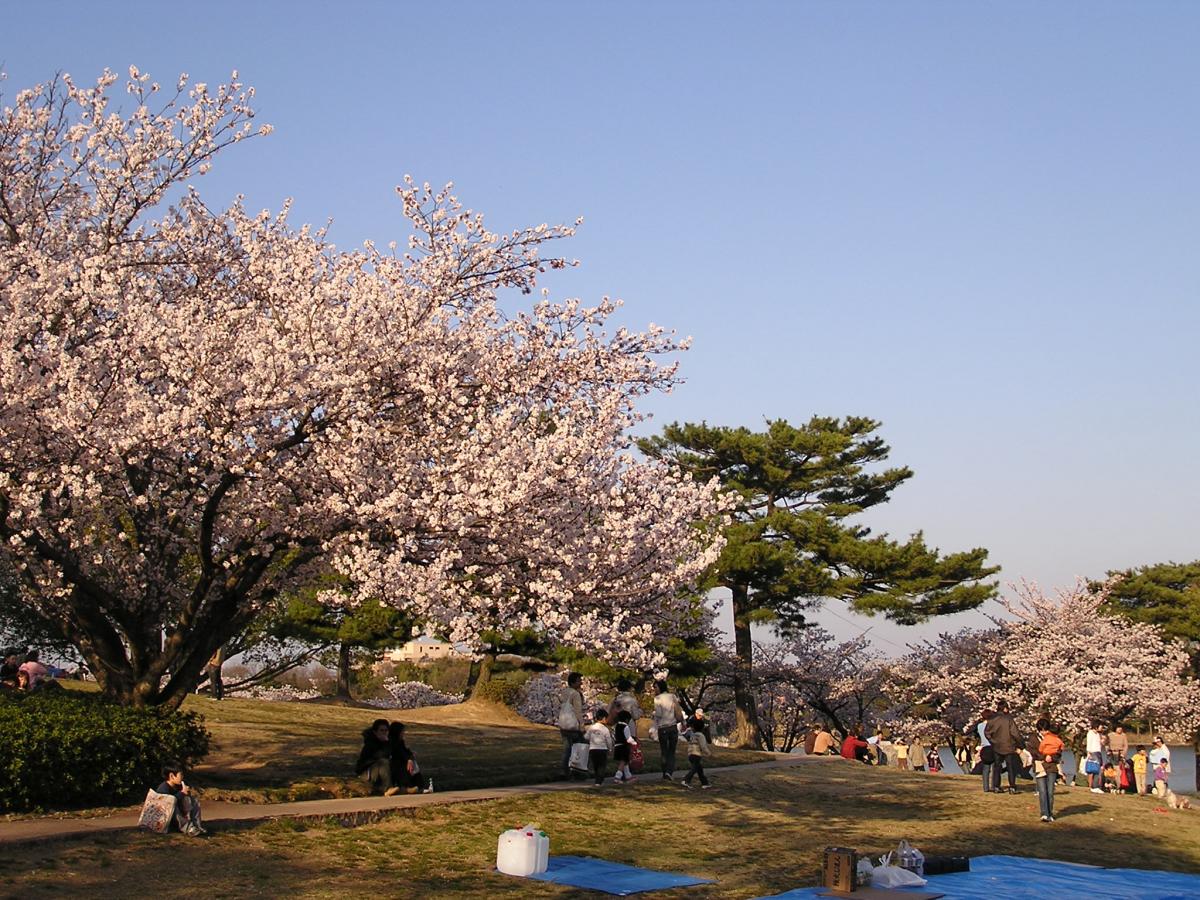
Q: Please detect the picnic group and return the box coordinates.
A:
[814,701,1184,823]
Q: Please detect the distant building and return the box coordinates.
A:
[387,636,465,665]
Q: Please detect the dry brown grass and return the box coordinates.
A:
[4,760,1199,898]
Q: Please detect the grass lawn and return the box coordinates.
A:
[4,760,1200,898]
[186,694,768,802]
[6,687,768,814]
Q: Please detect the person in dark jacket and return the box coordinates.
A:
[984,700,1023,794]
[388,721,431,794]
[355,718,393,794]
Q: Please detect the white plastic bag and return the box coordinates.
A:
[871,863,927,889]
[569,742,590,773]
[871,851,928,889]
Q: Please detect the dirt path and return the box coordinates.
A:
[0,755,824,846]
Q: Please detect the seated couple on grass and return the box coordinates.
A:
[355,719,433,796]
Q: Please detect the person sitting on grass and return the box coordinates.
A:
[681,711,711,789]
[840,729,870,763]
[387,721,432,795]
[811,725,837,755]
[585,707,614,786]
[612,709,638,784]
[157,763,206,836]
[1102,761,1119,793]
[355,718,393,795]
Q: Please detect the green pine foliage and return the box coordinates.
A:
[640,417,999,629]
[0,689,209,812]
[1102,560,1200,671]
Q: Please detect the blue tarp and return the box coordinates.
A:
[518,855,714,895]
[757,854,1200,900]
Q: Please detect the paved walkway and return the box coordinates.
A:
[0,755,820,846]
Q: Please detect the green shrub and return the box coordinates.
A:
[0,689,210,812]
[471,670,532,706]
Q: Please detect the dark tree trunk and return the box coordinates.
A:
[336,641,353,700]
[731,583,762,749]
[467,651,497,701]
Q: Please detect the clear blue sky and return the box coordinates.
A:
[7,1,1199,654]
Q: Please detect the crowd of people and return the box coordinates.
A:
[557,675,713,788]
[799,703,1186,823]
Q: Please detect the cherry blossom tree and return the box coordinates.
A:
[885,581,1200,745]
[0,68,725,707]
[691,628,889,750]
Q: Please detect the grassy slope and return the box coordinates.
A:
[186,694,767,801]
[4,761,1199,898]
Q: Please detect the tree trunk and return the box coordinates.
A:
[731,583,762,749]
[336,641,353,700]
[467,651,497,701]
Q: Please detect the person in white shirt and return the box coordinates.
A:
[651,680,686,781]
[1085,721,1105,793]
[585,708,615,786]
[1149,736,1172,772]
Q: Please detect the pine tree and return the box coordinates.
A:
[640,417,998,748]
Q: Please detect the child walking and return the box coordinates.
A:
[613,709,638,784]
[681,711,711,789]
[586,707,614,786]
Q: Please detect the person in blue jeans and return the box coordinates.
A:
[968,709,996,792]
[1032,718,1065,822]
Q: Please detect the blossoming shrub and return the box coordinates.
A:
[362,680,461,709]
[0,690,209,811]
[226,684,322,703]
[516,672,607,725]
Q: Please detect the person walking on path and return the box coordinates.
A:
[1085,721,1106,793]
[984,701,1022,794]
[558,672,586,779]
[969,709,996,792]
[651,679,685,781]
[1032,718,1064,822]
[612,709,638,784]
[585,707,614,786]
[681,711,711,789]
[610,678,644,738]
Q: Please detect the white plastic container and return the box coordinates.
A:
[496,826,549,876]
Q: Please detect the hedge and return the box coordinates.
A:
[0,688,210,812]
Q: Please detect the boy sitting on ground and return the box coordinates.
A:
[157,763,206,836]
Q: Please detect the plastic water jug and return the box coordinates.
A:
[496,825,549,876]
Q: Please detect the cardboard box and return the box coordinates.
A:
[823,846,858,892]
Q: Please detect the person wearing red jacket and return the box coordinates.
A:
[841,730,870,763]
